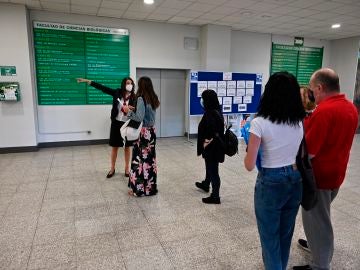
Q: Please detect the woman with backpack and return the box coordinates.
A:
[122,76,160,197]
[244,72,306,270]
[195,89,225,204]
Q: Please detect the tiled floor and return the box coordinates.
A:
[0,136,359,270]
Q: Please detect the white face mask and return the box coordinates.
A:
[125,84,133,92]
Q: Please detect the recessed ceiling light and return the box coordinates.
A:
[331,23,341,29]
[144,0,154,4]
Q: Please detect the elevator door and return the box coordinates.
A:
[136,69,186,137]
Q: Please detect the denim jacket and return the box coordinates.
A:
[128,97,156,127]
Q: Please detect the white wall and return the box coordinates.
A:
[230,31,272,89]
[30,10,201,142]
[201,24,231,72]
[0,4,37,148]
[329,37,360,100]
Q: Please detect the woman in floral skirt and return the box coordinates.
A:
[123,76,160,196]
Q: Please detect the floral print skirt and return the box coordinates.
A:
[128,126,158,196]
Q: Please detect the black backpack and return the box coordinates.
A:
[223,125,238,156]
[216,124,238,157]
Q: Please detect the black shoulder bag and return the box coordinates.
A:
[296,125,318,211]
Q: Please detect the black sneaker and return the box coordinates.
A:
[298,239,311,253]
[195,182,209,192]
[293,265,312,270]
[202,196,221,204]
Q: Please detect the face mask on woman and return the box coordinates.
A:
[126,84,133,92]
[200,98,204,108]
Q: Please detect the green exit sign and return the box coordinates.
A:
[294,37,304,47]
[0,66,17,76]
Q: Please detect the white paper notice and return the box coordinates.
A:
[238,104,247,112]
[218,97,223,105]
[223,104,232,113]
[217,88,226,96]
[217,81,226,88]
[207,81,217,90]
[237,80,245,88]
[223,97,232,105]
[217,87,226,95]
[223,72,232,81]
[233,96,243,104]
[236,88,246,96]
[227,88,236,96]
[197,81,207,97]
[246,88,254,96]
[227,80,236,89]
[243,96,252,104]
[246,80,254,88]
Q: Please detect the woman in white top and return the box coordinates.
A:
[244,72,306,270]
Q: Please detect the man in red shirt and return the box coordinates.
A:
[293,68,358,270]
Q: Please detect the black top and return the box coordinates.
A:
[197,109,225,163]
[90,81,136,121]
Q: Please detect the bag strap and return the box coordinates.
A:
[213,109,230,131]
[300,121,312,165]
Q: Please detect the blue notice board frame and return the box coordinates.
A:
[189,71,262,116]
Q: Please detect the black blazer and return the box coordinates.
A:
[90,81,136,121]
[197,109,225,163]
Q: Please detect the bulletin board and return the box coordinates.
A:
[189,71,262,116]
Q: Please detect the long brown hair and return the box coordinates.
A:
[300,86,316,111]
[136,76,160,109]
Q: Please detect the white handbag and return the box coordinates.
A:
[120,119,143,143]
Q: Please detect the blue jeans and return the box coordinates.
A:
[255,165,302,270]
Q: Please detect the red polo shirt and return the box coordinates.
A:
[304,94,358,189]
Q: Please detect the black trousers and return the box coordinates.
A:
[204,158,220,198]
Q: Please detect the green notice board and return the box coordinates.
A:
[33,22,129,105]
[271,43,323,86]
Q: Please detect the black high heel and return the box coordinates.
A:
[106,169,115,178]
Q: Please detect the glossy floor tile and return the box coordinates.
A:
[0,136,359,269]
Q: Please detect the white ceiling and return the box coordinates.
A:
[3,0,360,40]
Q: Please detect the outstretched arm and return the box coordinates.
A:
[76,78,115,97]
[77,78,92,85]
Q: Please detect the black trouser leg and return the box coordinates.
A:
[205,159,220,198]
